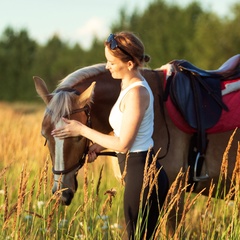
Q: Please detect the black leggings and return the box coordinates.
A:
[117,151,169,239]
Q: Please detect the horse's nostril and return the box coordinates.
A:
[62,189,74,206]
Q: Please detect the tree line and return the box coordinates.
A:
[0,0,239,102]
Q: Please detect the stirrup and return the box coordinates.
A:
[193,152,209,181]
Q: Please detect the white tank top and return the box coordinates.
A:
[109,79,154,152]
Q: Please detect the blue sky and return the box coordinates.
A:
[0,0,238,49]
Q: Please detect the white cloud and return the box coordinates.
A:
[74,17,110,49]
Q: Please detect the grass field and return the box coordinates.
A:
[0,102,239,239]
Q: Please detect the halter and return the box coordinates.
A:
[51,105,91,175]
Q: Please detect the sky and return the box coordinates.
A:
[0,0,238,49]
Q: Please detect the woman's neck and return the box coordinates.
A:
[121,71,143,90]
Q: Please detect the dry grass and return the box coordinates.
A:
[0,101,239,240]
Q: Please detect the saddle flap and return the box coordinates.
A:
[169,68,223,129]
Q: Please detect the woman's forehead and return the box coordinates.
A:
[105,47,119,62]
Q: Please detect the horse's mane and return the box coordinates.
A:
[58,63,106,88]
[47,63,106,124]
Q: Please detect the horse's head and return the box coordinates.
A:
[34,76,95,205]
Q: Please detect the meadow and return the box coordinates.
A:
[0,101,239,239]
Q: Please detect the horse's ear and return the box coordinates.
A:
[78,82,96,107]
[33,76,51,104]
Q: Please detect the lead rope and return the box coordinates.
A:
[97,151,117,157]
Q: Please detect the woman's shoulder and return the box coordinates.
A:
[124,83,150,104]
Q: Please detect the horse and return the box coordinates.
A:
[34,55,240,231]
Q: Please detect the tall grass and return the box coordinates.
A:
[0,102,239,239]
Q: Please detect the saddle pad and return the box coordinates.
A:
[165,76,240,134]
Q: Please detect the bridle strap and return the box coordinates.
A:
[63,106,90,118]
[52,158,85,175]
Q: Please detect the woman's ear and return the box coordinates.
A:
[127,60,135,71]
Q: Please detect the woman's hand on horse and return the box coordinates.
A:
[87,143,105,163]
[87,151,97,163]
[51,118,83,138]
[89,143,105,153]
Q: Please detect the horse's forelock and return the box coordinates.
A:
[47,91,74,125]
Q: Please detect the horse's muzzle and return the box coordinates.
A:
[52,187,74,206]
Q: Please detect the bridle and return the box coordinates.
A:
[47,104,116,175]
[50,105,92,175]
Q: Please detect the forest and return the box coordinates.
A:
[0,0,239,101]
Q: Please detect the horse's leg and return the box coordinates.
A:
[162,171,187,238]
[193,129,240,197]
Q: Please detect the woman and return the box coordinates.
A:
[52,31,169,239]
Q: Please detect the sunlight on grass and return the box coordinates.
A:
[0,102,239,239]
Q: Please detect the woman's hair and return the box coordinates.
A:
[104,31,151,68]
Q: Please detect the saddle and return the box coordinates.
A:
[164,54,240,184]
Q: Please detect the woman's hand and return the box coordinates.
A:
[51,118,83,139]
[87,143,105,163]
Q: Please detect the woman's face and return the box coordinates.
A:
[105,46,129,79]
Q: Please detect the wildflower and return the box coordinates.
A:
[59,219,68,228]
[97,215,109,221]
[102,221,109,230]
[24,215,33,221]
[37,201,45,209]
[111,223,122,229]
[75,234,85,239]
[227,200,234,207]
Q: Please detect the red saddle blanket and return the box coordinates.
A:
[164,72,240,134]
